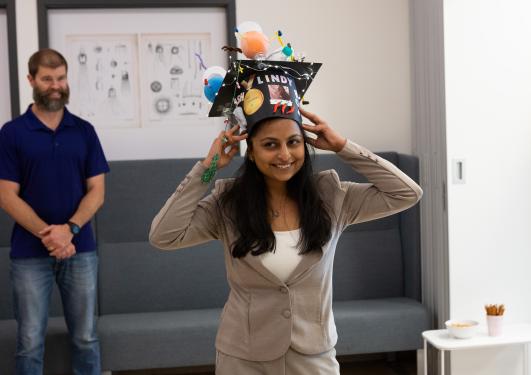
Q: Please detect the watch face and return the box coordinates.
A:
[69,223,80,235]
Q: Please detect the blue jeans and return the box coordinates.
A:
[10,251,101,375]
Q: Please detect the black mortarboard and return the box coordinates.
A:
[208,59,321,132]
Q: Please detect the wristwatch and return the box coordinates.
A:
[68,221,81,236]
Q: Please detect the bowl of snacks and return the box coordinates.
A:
[445,320,479,339]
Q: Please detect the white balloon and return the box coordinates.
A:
[237,21,263,35]
[202,66,226,82]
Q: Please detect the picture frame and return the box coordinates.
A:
[0,0,20,122]
[36,0,237,160]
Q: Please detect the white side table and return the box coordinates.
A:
[422,324,531,374]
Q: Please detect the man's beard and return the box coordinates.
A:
[33,85,70,112]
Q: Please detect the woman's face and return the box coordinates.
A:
[248,118,305,187]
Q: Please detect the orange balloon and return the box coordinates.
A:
[240,31,270,59]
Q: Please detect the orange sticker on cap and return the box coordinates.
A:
[243,89,264,115]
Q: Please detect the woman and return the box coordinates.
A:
[149,63,422,374]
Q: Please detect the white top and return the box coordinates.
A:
[260,229,302,283]
[422,324,531,350]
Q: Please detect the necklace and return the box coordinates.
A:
[270,194,287,220]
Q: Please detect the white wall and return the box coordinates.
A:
[444,0,531,373]
[15,0,38,111]
[238,0,412,154]
[0,9,11,126]
[15,0,412,159]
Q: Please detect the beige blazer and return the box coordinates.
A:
[149,140,422,362]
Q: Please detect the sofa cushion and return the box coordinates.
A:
[99,308,221,370]
[98,242,229,315]
[98,298,429,371]
[0,317,71,374]
[334,298,430,355]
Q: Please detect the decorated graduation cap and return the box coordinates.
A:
[201,21,321,134]
[199,22,323,183]
[208,59,321,132]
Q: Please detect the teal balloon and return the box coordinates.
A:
[204,75,224,102]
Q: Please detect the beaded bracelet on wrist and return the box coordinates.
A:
[201,154,220,183]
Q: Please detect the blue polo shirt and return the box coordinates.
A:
[0,105,110,258]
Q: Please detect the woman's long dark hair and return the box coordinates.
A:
[219,120,332,258]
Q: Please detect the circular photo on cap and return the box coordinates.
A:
[243,89,264,115]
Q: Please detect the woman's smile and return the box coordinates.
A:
[248,118,305,186]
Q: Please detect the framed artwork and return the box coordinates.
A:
[37,0,236,160]
[139,33,211,125]
[65,34,140,128]
[0,0,19,125]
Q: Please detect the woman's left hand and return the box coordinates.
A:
[300,108,347,153]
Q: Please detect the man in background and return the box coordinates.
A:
[0,48,109,375]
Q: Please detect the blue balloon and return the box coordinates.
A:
[204,75,224,102]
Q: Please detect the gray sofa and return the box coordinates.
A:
[0,151,430,373]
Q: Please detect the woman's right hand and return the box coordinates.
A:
[202,124,248,169]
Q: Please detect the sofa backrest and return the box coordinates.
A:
[96,152,421,315]
[0,211,13,320]
[95,159,243,315]
[312,152,421,302]
[0,152,420,317]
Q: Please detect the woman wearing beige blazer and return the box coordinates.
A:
[149,60,422,375]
